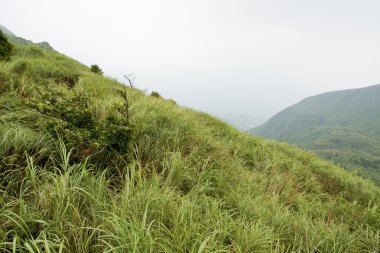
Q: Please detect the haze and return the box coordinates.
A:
[2,0,380,120]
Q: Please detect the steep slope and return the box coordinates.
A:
[250,85,380,183]
[0,38,380,252]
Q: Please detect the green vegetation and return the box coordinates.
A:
[0,24,53,51]
[0,30,13,61]
[250,85,380,184]
[90,64,103,75]
[0,37,380,252]
[150,91,161,98]
[0,25,15,36]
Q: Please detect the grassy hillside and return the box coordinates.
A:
[0,40,380,252]
[250,85,380,184]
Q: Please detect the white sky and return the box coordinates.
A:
[2,0,380,119]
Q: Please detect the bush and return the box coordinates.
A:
[28,87,132,165]
[150,91,161,98]
[55,73,79,88]
[90,64,103,75]
[0,29,13,61]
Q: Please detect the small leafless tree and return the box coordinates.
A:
[122,73,136,124]
[123,86,130,124]
[123,73,136,88]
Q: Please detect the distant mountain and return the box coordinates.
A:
[250,84,380,183]
[206,110,263,130]
[0,24,53,50]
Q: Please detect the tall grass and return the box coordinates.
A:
[0,43,379,252]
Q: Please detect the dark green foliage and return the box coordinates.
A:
[103,109,132,154]
[0,29,13,60]
[55,72,79,88]
[90,64,103,74]
[28,88,131,164]
[167,98,177,105]
[150,91,161,98]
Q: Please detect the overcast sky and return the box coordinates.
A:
[2,0,380,119]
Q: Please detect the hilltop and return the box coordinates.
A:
[0,25,15,36]
[0,24,53,50]
[0,30,379,252]
[250,85,380,183]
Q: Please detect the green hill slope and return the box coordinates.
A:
[0,37,380,252]
[250,85,380,184]
[0,25,53,50]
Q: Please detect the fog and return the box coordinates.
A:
[2,0,380,120]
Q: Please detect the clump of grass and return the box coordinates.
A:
[150,91,161,98]
[0,124,52,168]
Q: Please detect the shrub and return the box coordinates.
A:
[0,29,13,61]
[90,64,103,75]
[167,99,177,105]
[150,91,161,98]
[55,73,79,88]
[28,87,132,165]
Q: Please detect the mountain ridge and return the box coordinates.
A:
[0,24,54,50]
[250,84,380,183]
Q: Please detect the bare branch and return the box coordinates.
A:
[123,73,136,88]
[123,85,130,124]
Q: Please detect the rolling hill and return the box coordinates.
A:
[0,27,380,252]
[250,84,380,184]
